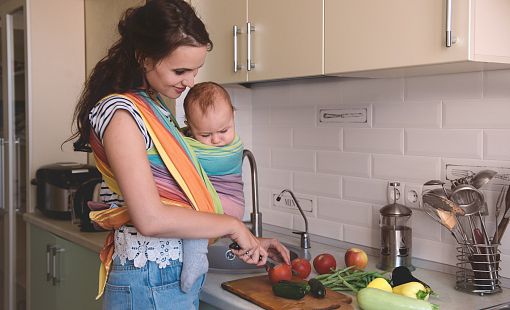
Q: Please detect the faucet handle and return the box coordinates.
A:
[292,231,311,249]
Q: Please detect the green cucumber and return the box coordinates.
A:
[272,281,307,300]
[357,288,439,310]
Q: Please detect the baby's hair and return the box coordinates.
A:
[183,82,234,119]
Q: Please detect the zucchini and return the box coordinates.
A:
[272,281,307,300]
[308,278,326,298]
[357,288,439,310]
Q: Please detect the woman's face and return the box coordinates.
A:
[144,45,208,99]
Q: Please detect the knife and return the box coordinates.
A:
[228,241,278,270]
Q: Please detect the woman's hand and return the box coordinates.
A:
[229,222,268,266]
[258,238,291,265]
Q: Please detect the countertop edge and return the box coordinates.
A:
[23,212,108,253]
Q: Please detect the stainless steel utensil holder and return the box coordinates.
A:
[455,242,501,295]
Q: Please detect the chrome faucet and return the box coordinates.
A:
[276,189,311,249]
[242,149,262,237]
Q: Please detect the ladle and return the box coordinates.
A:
[471,169,497,189]
[423,179,449,197]
[422,203,462,243]
[450,184,484,216]
[422,191,465,215]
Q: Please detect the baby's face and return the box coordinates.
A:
[187,99,236,147]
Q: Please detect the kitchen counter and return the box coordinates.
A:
[202,230,510,310]
[25,212,509,309]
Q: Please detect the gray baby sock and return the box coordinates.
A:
[181,238,209,293]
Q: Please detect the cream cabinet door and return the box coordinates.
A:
[247,0,323,82]
[325,0,471,74]
[85,0,146,76]
[192,0,248,84]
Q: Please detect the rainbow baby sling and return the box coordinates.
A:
[88,90,223,299]
[185,135,245,212]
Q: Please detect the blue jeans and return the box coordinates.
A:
[103,257,206,310]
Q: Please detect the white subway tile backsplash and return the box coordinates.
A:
[405,72,483,101]
[372,155,441,182]
[259,207,293,229]
[373,101,441,128]
[405,129,482,158]
[252,105,271,127]
[288,78,342,107]
[258,168,292,190]
[343,225,380,248]
[317,197,372,227]
[252,82,290,108]
[241,69,510,269]
[500,254,510,278]
[252,126,292,147]
[443,98,510,128]
[411,237,457,266]
[411,210,442,242]
[340,77,404,104]
[294,216,343,240]
[484,69,510,98]
[251,146,271,168]
[484,130,510,160]
[317,151,370,177]
[293,172,341,197]
[270,106,317,127]
[344,128,403,155]
[293,128,342,150]
[343,177,388,204]
[271,148,315,172]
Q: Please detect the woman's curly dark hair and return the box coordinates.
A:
[68,0,212,151]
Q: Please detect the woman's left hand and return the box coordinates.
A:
[258,238,291,265]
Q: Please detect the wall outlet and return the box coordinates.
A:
[386,182,403,204]
[272,192,313,213]
[404,184,422,209]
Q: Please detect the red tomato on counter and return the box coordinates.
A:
[291,258,312,279]
[313,253,337,274]
[268,263,292,284]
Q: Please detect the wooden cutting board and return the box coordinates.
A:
[221,275,353,310]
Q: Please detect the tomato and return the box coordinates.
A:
[291,258,312,279]
[267,263,292,284]
[313,253,337,275]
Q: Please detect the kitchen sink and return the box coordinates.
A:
[207,238,305,274]
[481,302,510,310]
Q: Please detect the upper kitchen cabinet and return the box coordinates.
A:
[325,0,510,77]
[192,0,323,84]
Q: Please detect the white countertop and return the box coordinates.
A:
[200,230,510,310]
[24,212,510,310]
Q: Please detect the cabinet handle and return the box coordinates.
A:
[246,22,255,71]
[46,244,53,281]
[233,25,242,72]
[446,0,453,47]
[51,246,65,285]
[0,138,4,211]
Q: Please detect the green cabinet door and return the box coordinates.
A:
[30,226,57,310]
[30,225,102,310]
[54,235,101,310]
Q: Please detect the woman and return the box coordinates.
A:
[69,1,290,309]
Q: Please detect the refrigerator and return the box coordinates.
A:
[1,1,27,309]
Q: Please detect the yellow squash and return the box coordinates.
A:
[392,281,430,300]
[366,277,392,293]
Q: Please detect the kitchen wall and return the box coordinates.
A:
[223,69,510,278]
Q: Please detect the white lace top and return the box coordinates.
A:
[90,95,183,268]
[113,225,183,268]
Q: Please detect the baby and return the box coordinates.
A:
[180,82,245,292]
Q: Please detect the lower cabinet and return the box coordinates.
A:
[29,225,101,310]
